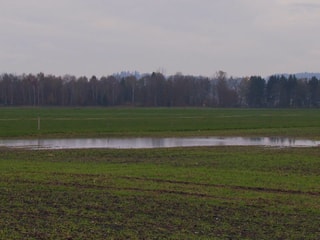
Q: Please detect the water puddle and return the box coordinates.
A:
[0,137,319,150]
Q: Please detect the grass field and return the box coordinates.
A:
[0,107,320,138]
[1,147,319,239]
[0,107,320,239]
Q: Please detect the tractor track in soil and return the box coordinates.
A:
[3,173,319,198]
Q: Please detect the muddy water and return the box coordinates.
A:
[0,137,319,150]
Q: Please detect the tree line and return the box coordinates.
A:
[0,71,319,107]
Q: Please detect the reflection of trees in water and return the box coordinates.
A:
[289,138,295,144]
[250,137,262,142]
[269,137,295,145]
[151,138,165,148]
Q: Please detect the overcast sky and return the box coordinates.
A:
[1,0,320,78]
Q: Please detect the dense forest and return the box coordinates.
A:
[0,71,319,108]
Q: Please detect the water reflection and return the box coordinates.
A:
[0,137,319,150]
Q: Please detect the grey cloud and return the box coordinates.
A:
[1,0,320,77]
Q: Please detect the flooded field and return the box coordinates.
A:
[0,137,319,149]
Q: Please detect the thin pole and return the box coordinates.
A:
[38,116,40,130]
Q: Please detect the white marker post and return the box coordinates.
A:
[38,116,40,130]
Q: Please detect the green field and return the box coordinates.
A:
[0,107,320,139]
[1,147,319,239]
[1,108,320,239]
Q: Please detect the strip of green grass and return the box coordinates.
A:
[0,107,320,138]
[1,146,319,239]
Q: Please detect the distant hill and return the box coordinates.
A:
[112,71,147,79]
[273,72,320,79]
[111,71,320,80]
